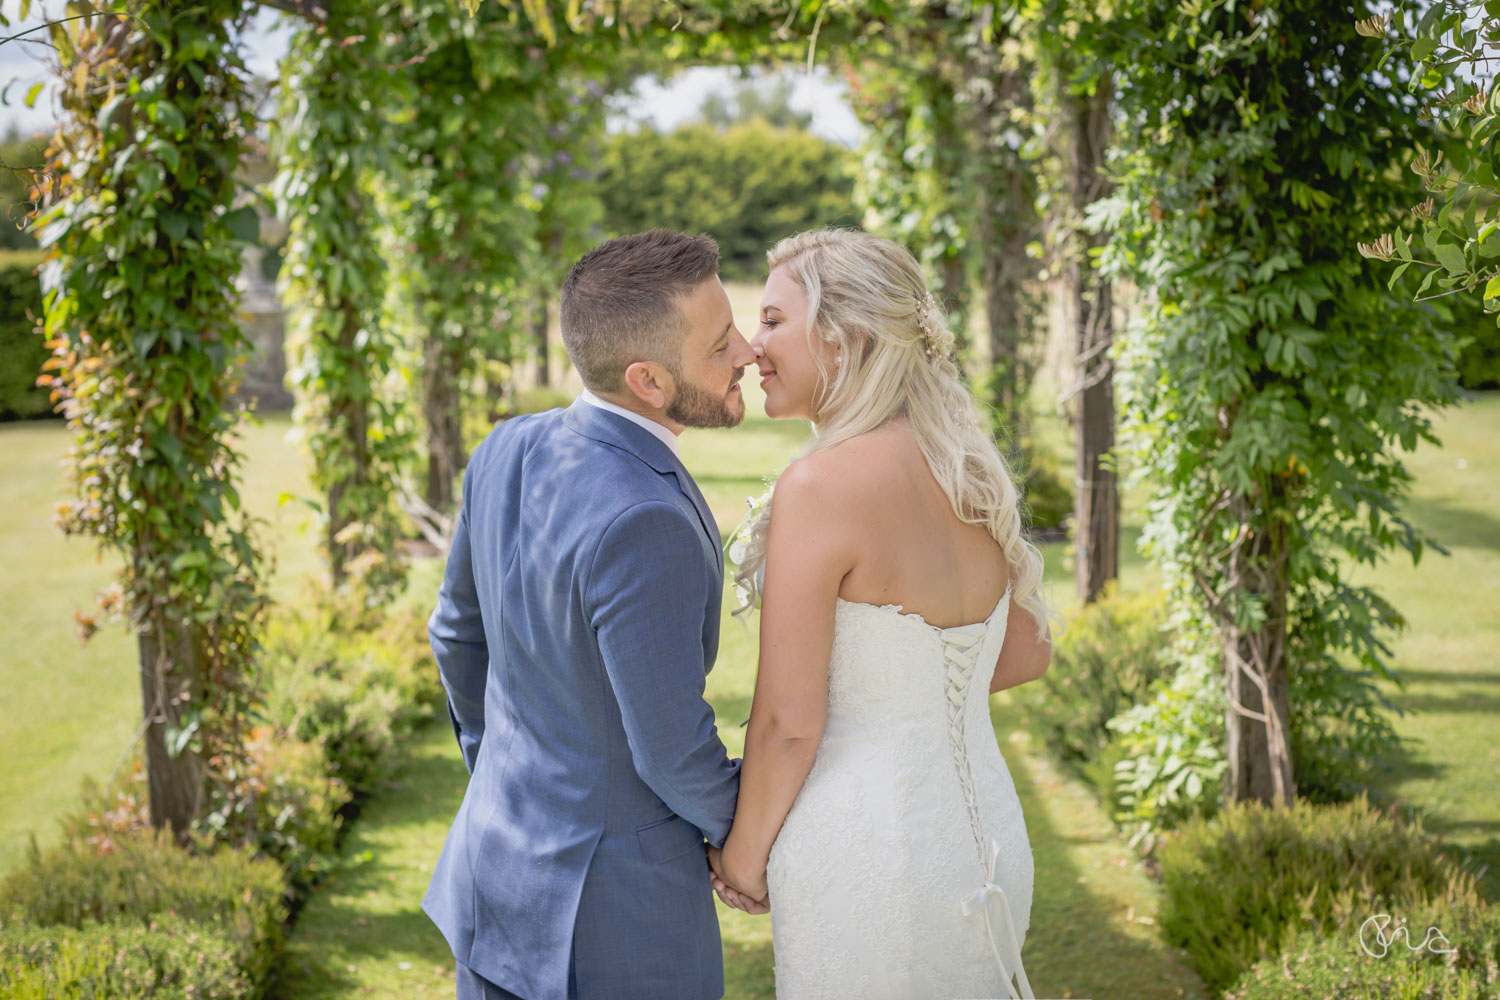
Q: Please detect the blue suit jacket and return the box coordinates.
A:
[422,399,741,1000]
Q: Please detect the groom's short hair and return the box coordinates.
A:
[560,229,721,393]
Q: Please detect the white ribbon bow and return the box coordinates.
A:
[959,840,1035,1000]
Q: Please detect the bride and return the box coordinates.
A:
[707,229,1057,999]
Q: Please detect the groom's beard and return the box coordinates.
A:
[666,366,746,429]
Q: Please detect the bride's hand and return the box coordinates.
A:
[707,844,770,914]
[719,843,770,906]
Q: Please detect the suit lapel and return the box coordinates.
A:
[668,467,724,577]
[564,400,723,575]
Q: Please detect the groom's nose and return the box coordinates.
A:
[728,328,756,370]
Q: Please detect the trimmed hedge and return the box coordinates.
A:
[0,827,287,996]
[0,264,50,421]
[0,913,255,1000]
[1157,796,1479,993]
[597,120,858,281]
[0,827,285,940]
[1224,889,1500,999]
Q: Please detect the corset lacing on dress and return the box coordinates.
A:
[941,582,1034,1000]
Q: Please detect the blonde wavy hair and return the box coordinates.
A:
[732,229,1058,643]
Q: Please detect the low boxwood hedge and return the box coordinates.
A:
[0,827,287,997]
[1157,796,1480,993]
[1223,887,1500,999]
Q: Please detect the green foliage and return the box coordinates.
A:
[1030,582,1387,852]
[1157,796,1477,993]
[1028,584,1172,766]
[60,739,349,892]
[1095,0,1464,801]
[0,827,284,996]
[371,2,588,510]
[0,265,49,420]
[596,120,858,280]
[0,912,254,1000]
[847,52,971,299]
[1107,637,1227,850]
[33,0,270,829]
[273,3,412,604]
[1290,643,1407,805]
[257,587,441,799]
[845,9,1047,451]
[522,69,612,324]
[0,826,286,981]
[226,734,350,887]
[1356,2,1500,335]
[1224,889,1500,1000]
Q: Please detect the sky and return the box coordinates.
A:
[0,2,864,145]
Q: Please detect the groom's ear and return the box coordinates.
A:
[622,360,672,411]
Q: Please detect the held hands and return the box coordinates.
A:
[706,844,769,915]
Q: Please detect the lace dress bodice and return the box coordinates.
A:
[765,582,1035,999]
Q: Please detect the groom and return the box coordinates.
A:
[422,230,760,1000]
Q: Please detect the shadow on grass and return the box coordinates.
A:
[1404,494,1500,554]
[1374,730,1450,785]
[270,720,462,1000]
[987,703,1207,1000]
[1395,669,1500,685]
[1398,688,1500,715]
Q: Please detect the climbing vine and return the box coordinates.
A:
[1355,3,1500,324]
[1094,0,1463,806]
[522,68,614,388]
[373,2,563,513]
[34,0,268,836]
[272,0,412,609]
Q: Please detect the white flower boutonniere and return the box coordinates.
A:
[726,480,774,569]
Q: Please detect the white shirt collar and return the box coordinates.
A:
[578,388,681,458]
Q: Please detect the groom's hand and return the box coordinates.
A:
[706,845,770,915]
[712,870,771,915]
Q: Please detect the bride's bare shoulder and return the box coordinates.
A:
[773,425,909,516]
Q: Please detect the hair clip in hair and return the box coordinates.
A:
[916,290,944,361]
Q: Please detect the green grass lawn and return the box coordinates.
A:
[0,421,139,873]
[1352,391,1500,898]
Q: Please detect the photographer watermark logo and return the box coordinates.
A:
[1358,914,1457,958]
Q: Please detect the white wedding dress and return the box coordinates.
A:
[765,581,1035,1000]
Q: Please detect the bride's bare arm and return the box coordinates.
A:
[718,458,856,902]
[989,603,1052,693]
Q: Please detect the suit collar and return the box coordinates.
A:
[564,400,724,573]
[564,397,678,474]
[577,388,681,458]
